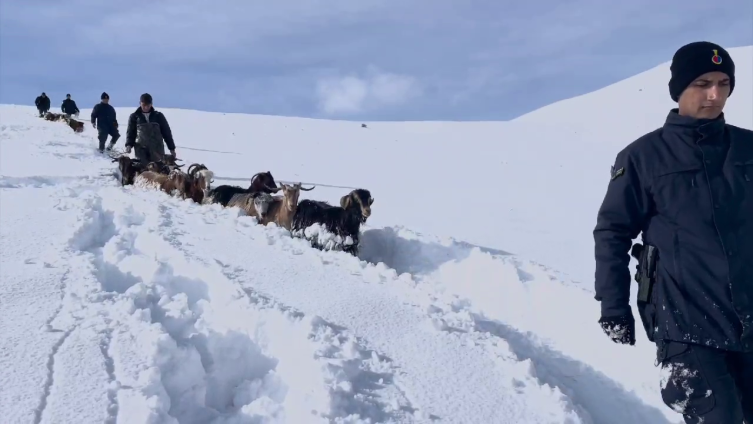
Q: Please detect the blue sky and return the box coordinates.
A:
[1,0,751,121]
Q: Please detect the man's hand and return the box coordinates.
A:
[125,146,132,154]
[170,149,177,158]
[599,313,636,345]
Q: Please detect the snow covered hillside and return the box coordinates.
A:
[0,45,750,423]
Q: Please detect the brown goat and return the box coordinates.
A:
[67,117,84,133]
[184,170,211,204]
[340,189,374,223]
[261,182,315,230]
[44,112,65,122]
[186,163,215,200]
[134,169,191,200]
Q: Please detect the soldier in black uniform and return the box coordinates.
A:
[593,41,753,423]
[35,92,50,117]
[61,94,79,117]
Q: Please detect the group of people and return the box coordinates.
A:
[35,92,178,161]
[594,41,752,423]
[34,92,79,117]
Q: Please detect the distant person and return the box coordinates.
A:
[91,92,120,153]
[61,93,79,117]
[34,92,50,117]
[124,93,177,162]
[593,41,753,423]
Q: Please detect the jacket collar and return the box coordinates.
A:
[134,106,155,114]
[663,108,726,141]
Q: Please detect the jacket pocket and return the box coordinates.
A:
[656,341,715,416]
[651,165,704,223]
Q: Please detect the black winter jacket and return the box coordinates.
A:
[125,107,175,151]
[35,95,51,111]
[61,98,79,115]
[594,109,753,352]
[91,102,118,130]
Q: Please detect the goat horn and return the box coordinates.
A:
[187,164,198,175]
[174,163,184,168]
[300,185,316,191]
[264,184,281,192]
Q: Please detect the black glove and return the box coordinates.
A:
[599,314,635,345]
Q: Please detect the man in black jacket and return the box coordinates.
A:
[61,94,79,117]
[91,92,120,153]
[124,93,177,162]
[34,92,50,117]
[593,41,753,423]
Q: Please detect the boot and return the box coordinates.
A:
[106,141,115,151]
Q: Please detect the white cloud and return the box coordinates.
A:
[316,69,420,115]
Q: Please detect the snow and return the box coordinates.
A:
[1,45,751,423]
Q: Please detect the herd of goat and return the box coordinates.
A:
[43,112,86,132]
[112,154,374,256]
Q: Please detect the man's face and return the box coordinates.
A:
[678,71,731,119]
[102,98,109,104]
[140,102,152,112]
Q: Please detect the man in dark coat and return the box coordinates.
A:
[34,92,50,117]
[61,94,79,117]
[91,92,120,153]
[593,41,753,423]
[124,93,177,162]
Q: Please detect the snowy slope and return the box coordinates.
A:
[2,110,597,424]
[1,46,750,423]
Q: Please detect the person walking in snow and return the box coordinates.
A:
[91,92,120,153]
[34,92,51,117]
[593,41,753,423]
[61,93,79,117]
[124,93,177,162]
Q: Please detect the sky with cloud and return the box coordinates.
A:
[1,0,751,121]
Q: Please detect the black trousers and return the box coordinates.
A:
[97,127,120,150]
[657,339,753,423]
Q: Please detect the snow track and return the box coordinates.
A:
[117,187,584,423]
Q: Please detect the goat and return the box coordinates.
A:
[144,156,184,174]
[291,189,373,256]
[249,171,279,193]
[111,155,146,186]
[44,112,65,122]
[134,169,191,200]
[339,189,373,223]
[183,167,212,204]
[67,117,84,133]
[186,163,215,201]
[226,192,275,221]
[260,183,315,230]
[204,171,280,206]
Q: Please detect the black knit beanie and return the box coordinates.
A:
[669,41,735,102]
[101,92,109,100]
[140,93,153,104]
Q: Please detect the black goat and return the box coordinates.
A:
[291,189,374,256]
[111,155,146,186]
[205,171,280,206]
